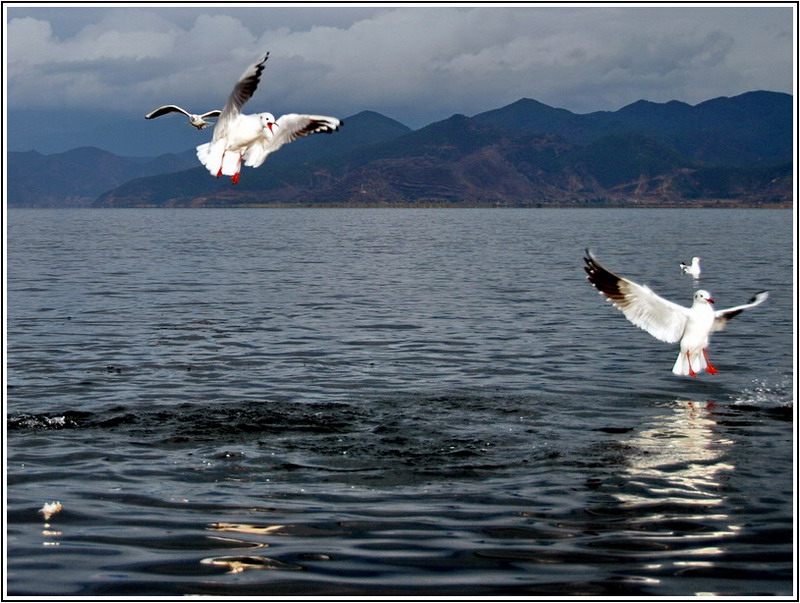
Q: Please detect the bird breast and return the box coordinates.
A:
[682,305,715,347]
[224,114,268,150]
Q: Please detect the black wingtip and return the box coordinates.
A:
[583,249,592,274]
[583,248,599,275]
[582,250,627,301]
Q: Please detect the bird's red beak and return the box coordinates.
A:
[266,123,275,133]
[707,297,715,304]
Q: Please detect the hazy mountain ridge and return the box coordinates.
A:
[474,90,791,166]
[7,91,792,208]
[7,147,199,208]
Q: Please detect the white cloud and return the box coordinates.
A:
[5,5,795,129]
[247,6,793,121]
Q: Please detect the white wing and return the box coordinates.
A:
[712,291,769,331]
[271,114,342,151]
[584,250,689,344]
[145,105,191,119]
[243,114,343,168]
[242,137,270,168]
[214,52,270,141]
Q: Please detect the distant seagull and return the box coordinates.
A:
[584,250,768,377]
[145,105,222,130]
[680,256,702,278]
[196,52,343,184]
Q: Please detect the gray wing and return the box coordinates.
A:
[713,291,768,331]
[199,110,222,120]
[220,52,269,118]
[584,250,689,344]
[145,105,191,119]
[214,52,269,142]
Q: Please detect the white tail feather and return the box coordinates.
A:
[196,141,230,176]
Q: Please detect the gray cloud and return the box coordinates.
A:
[4,4,794,154]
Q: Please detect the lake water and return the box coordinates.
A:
[5,208,795,597]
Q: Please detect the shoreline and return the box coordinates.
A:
[226,202,794,210]
[10,202,794,210]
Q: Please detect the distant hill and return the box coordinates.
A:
[473,90,792,166]
[7,147,199,207]
[7,111,412,208]
[7,91,792,208]
[91,110,413,208]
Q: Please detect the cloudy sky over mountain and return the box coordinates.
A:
[5,3,795,155]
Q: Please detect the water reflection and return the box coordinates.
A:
[613,399,743,588]
[200,555,303,573]
[618,400,735,509]
[202,522,316,574]
[208,522,287,536]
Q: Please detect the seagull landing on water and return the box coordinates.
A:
[196,52,343,184]
[145,105,222,130]
[584,250,768,377]
[680,256,702,278]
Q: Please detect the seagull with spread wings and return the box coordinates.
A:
[196,52,343,184]
[584,250,768,377]
[145,105,222,130]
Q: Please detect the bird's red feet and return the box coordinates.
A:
[687,353,697,377]
[703,349,718,374]
[231,155,242,184]
[216,168,222,178]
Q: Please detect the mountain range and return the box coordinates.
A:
[8,90,792,208]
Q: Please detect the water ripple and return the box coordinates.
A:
[6,208,793,596]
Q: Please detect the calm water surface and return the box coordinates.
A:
[5,208,795,597]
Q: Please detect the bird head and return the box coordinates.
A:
[694,290,715,305]
[259,113,277,133]
[188,115,206,129]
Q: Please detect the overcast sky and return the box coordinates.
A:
[4,3,796,156]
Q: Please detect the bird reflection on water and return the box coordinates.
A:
[617,400,735,509]
[606,399,743,594]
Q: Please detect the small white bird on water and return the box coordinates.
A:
[196,52,343,184]
[584,250,768,377]
[680,256,702,278]
[145,105,222,130]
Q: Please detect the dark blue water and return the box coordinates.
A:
[5,208,794,597]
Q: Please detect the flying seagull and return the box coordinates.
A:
[680,256,702,278]
[196,52,343,184]
[584,250,768,377]
[145,105,222,130]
